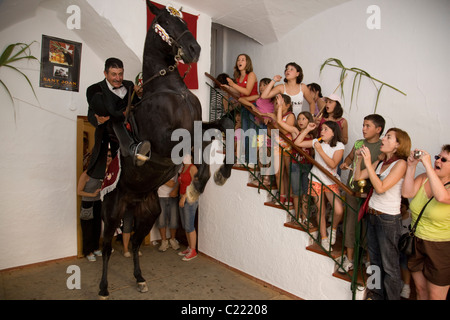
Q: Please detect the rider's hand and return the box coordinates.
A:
[95,114,110,125]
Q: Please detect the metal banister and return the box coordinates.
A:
[205,72,358,198]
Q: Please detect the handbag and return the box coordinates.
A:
[80,206,94,220]
[357,187,373,222]
[398,181,450,255]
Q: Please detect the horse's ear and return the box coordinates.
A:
[146,0,160,15]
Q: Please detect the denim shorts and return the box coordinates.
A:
[180,200,198,233]
[290,163,312,196]
[156,197,179,229]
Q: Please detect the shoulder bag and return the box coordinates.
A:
[80,205,94,220]
[399,181,450,255]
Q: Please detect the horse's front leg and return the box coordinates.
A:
[214,162,233,186]
[187,162,210,203]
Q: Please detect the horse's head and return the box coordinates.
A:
[147,0,201,64]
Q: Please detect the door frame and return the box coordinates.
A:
[76,116,96,258]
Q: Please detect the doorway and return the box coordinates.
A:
[76,116,95,257]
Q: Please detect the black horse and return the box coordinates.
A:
[98,0,234,299]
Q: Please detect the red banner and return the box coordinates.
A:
[147,2,199,89]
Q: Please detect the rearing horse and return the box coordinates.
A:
[98,0,234,299]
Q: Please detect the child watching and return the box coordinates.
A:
[294,121,345,251]
[337,114,385,273]
[315,94,348,145]
[276,110,315,227]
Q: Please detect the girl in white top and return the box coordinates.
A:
[294,121,345,250]
[261,62,315,118]
[354,127,411,300]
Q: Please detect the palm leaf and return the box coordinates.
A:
[0,79,14,104]
[0,79,16,122]
[321,58,406,112]
[4,64,38,101]
[0,44,15,66]
[374,84,384,113]
[0,41,39,114]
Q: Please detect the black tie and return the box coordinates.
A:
[112,85,124,90]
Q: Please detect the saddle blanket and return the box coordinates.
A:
[100,150,121,201]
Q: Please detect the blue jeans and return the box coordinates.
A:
[366,213,402,300]
[290,163,312,196]
[179,200,198,233]
[240,107,256,163]
[156,197,179,229]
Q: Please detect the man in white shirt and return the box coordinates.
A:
[86,58,150,178]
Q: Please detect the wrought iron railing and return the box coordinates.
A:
[206,73,369,299]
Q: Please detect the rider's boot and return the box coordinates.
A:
[112,121,151,166]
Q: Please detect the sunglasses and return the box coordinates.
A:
[435,155,448,163]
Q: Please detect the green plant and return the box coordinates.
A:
[0,41,39,118]
[320,58,406,112]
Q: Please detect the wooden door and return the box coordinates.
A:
[76,116,95,257]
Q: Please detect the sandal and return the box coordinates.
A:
[262,176,271,186]
[301,218,314,229]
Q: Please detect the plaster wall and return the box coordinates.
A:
[0,0,212,270]
[199,164,364,300]
[218,0,450,182]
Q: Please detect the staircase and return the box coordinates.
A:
[198,163,367,300]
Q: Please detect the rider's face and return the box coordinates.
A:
[104,67,124,88]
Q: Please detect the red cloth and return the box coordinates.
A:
[100,153,121,200]
[147,2,199,89]
[358,187,373,221]
[178,164,194,195]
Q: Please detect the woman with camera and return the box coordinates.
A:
[402,145,450,300]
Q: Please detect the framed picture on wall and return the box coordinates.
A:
[39,35,82,92]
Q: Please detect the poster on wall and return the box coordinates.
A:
[39,35,82,92]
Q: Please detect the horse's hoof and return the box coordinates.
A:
[186,184,200,203]
[214,170,227,186]
[99,295,109,300]
[137,281,148,293]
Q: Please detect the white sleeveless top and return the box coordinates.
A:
[369,160,403,215]
[283,83,303,118]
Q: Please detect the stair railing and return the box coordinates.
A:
[205,73,369,299]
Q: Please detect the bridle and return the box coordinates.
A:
[141,6,193,89]
[127,6,194,115]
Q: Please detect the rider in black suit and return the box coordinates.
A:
[86,57,150,179]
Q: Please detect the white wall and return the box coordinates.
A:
[199,163,365,300]
[0,0,212,270]
[219,0,450,177]
[1,0,447,286]
[198,0,450,299]
[0,4,102,269]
